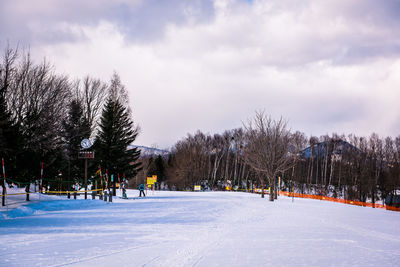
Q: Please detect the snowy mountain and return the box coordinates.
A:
[128,145,170,157]
[299,139,358,159]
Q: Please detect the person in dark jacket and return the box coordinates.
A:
[139,183,145,197]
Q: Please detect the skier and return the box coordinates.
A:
[122,179,128,199]
[73,182,79,199]
[139,183,145,197]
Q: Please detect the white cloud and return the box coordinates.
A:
[22,0,400,147]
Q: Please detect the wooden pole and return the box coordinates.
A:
[84,158,88,199]
[2,158,6,206]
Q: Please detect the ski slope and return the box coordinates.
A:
[0,190,399,266]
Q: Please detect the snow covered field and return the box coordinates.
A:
[1,190,399,266]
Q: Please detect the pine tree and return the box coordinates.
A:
[62,99,91,186]
[147,155,166,182]
[0,47,20,185]
[0,91,14,157]
[0,78,20,204]
[95,98,141,186]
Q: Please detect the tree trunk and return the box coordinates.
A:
[25,184,30,201]
[261,182,265,198]
[269,180,274,201]
[315,152,319,192]
[329,157,334,186]
[241,163,246,189]
[309,155,314,193]
[372,189,375,207]
[212,153,222,187]
[233,150,238,186]
[324,143,329,186]
[338,160,342,189]
[2,181,6,206]
[224,148,230,186]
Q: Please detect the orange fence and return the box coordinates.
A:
[278,191,400,212]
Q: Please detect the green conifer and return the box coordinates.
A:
[95,98,141,182]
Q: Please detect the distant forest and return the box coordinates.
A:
[137,122,400,205]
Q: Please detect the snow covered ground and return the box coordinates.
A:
[0,190,399,266]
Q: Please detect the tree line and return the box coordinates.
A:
[2,45,399,205]
[0,46,141,199]
[139,112,400,204]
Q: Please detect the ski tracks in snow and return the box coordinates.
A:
[49,241,167,267]
[151,193,263,267]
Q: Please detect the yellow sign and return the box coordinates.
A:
[147,176,157,185]
[194,185,201,191]
[254,187,271,194]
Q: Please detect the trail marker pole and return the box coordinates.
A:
[99,166,103,200]
[3,158,7,215]
[122,174,125,198]
[40,162,43,202]
[118,173,121,197]
[108,171,112,202]
[2,158,5,180]
[84,158,88,199]
[111,174,116,197]
[3,158,8,215]
[2,158,6,207]
[106,169,108,190]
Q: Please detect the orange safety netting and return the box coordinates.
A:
[278,191,400,212]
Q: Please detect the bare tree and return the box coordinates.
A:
[210,134,226,187]
[232,128,245,187]
[109,72,129,109]
[73,75,108,136]
[168,132,209,190]
[243,111,294,201]
[4,52,71,186]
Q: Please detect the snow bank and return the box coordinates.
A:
[1,198,108,219]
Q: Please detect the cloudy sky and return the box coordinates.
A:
[1,0,400,148]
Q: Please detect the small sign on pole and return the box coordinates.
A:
[78,147,94,200]
[146,176,157,185]
[147,175,157,195]
[78,151,95,158]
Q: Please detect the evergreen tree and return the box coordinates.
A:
[0,47,20,185]
[0,90,15,158]
[95,98,141,185]
[0,71,21,204]
[147,155,166,182]
[0,88,12,203]
[62,99,91,185]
